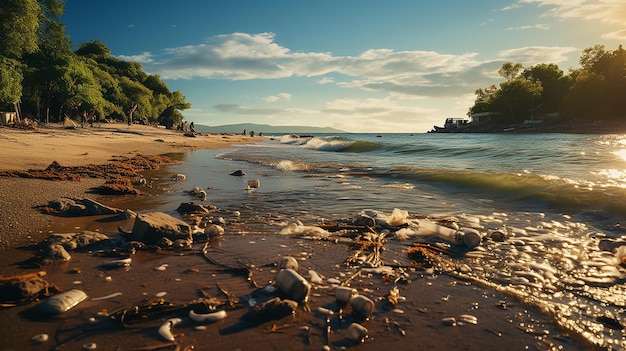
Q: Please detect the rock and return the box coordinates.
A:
[354,215,375,227]
[42,243,72,264]
[39,231,109,251]
[129,212,192,245]
[0,277,50,304]
[176,202,211,215]
[204,224,225,238]
[69,197,125,215]
[230,170,245,176]
[48,197,124,216]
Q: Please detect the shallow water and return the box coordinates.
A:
[155,133,626,349]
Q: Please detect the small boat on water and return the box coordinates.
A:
[429,118,470,133]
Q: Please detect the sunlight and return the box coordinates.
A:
[615,149,626,162]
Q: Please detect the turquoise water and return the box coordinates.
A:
[160,132,626,349]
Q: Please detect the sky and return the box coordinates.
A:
[62,0,626,133]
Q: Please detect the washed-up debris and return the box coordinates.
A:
[99,257,131,270]
[0,271,59,306]
[241,297,298,324]
[171,173,186,181]
[189,309,227,323]
[31,333,49,344]
[247,179,260,189]
[39,289,88,314]
[335,286,358,304]
[418,219,482,249]
[158,317,182,341]
[350,295,375,317]
[346,322,368,342]
[274,268,311,302]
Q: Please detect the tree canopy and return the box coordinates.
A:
[469,45,626,126]
[0,0,189,127]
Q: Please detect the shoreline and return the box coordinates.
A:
[0,125,594,350]
[0,123,250,252]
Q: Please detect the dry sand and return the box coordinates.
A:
[0,123,593,351]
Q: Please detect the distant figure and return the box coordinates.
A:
[190,121,195,132]
[250,130,255,137]
[242,129,247,136]
[183,121,188,132]
[259,131,263,137]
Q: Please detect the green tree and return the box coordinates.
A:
[0,0,42,59]
[522,63,572,113]
[496,78,543,123]
[118,76,152,124]
[0,57,23,109]
[20,0,72,122]
[498,62,524,82]
[158,90,190,128]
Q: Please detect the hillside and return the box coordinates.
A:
[194,123,346,134]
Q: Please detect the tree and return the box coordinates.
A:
[0,57,23,109]
[496,78,543,123]
[0,0,42,59]
[498,62,524,82]
[522,63,572,113]
[118,77,152,124]
[75,40,111,58]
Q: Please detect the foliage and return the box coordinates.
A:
[0,0,43,59]
[469,45,626,125]
[0,57,23,106]
[0,1,189,127]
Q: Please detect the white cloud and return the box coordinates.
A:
[602,29,626,40]
[506,24,550,30]
[317,77,334,84]
[520,0,626,25]
[264,93,292,102]
[117,52,154,63]
[498,46,578,65]
[130,33,578,104]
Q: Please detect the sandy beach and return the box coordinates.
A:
[0,123,594,351]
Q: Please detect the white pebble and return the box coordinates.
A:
[82,343,97,350]
[327,278,341,285]
[155,291,168,297]
[31,334,48,343]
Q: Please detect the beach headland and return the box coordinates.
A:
[0,123,593,351]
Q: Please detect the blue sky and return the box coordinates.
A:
[62,0,626,132]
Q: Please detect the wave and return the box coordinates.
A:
[387,166,626,221]
[279,134,381,153]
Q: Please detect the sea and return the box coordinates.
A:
[150,132,626,349]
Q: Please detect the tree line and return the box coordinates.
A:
[0,0,189,127]
[469,45,626,126]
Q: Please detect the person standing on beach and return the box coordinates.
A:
[190,121,195,132]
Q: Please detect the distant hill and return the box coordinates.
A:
[194,123,346,134]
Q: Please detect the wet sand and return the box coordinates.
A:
[0,124,592,350]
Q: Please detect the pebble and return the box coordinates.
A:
[459,314,478,325]
[326,278,341,285]
[155,291,168,297]
[82,343,97,350]
[31,334,48,343]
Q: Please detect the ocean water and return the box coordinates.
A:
[161,132,626,349]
